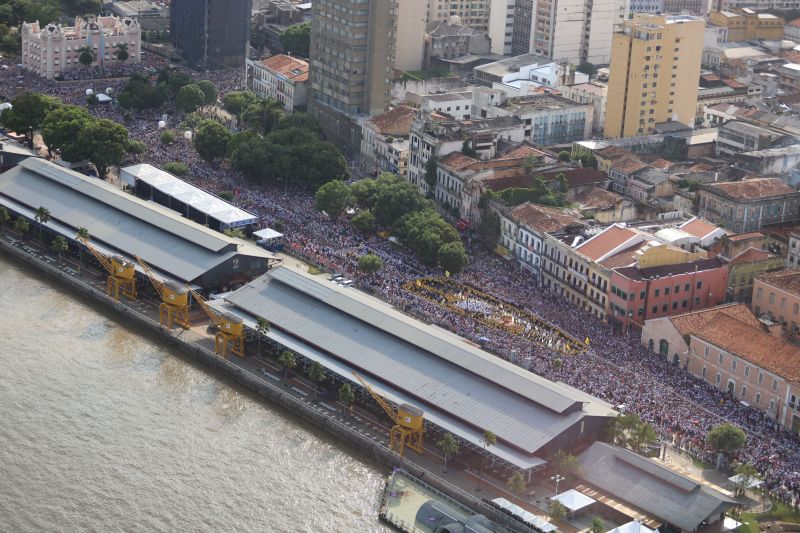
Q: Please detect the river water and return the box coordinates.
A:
[0,255,387,532]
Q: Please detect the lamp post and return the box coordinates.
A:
[550,473,564,497]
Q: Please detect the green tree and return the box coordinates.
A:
[478,430,496,492]
[229,133,278,182]
[286,141,347,189]
[590,517,605,533]
[78,118,129,178]
[51,235,68,265]
[195,80,218,105]
[707,423,747,467]
[125,140,146,157]
[308,360,327,401]
[13,216,29,237]
[461,139,478,157]
[506,471,526,504]
[41,104,92,161]
[160,129,176,144]
[609,413,643,449]
[113,42,129,63]
[394,209,459,265]
[551,450,580,481]
[630,420,659,454]
[277,350,297,382]
[357,253,383,274]
[354,175,431,228]
[117,74,166,110]
[193,120,232,162]
[75,227,89,273]
[65,0,103,16]
[338,383,355,414]
[255,317,270,355]
[223,228,245,239]
[557,150,571,161]
[222,91,258,119]
[351,210,375,234]
[164,161,188,176]
[242,98,285,135]
[277,112,321,134]
[34,206,50,242]
[279,22,311,57]
[1,91,61,144]
[548,500,567,521]
[176,84,206,114]
[732,462,759,497]
[77,45,95,68]
[0,206,9,233]
[438,241,467,275]
[315,180,353,220]
[425,157,438,189]
[577,61,597,76]
[437,433,459,472]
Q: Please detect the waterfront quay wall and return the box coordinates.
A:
[0,240,533,533]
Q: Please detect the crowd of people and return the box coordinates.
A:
[2,56,799,507]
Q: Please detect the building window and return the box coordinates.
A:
[756,392,761,404]
[759,371,764,384]
[769,292,775,304]
[672,302,678,310]
[744,366,750,377]
[685,283,690,291]
[652,305,657,314]
[782,298,787,310]
[662,304,668,312]
[675,285,680,294]
[757,287,763,299]
[773,378,779,391]
[719,353,724,364]
[704,346,709,357]
[682,299,688,308]
[716,373,721,385]
[697,281,703,289]
[741,385,747,398]
[732,359,737,371]
[702,366,707,378]
[770,399,776,412]
[665,287,670,295]
[655,288,660,297]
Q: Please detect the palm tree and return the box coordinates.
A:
[477,430,496,492]
[505,471,526,505]
[255,317,270,355]
[590,517,605,533]
[51,235,68,265]
[78,46,95,68]
[277,350,296,382]
[75,227,90,274]
[551,450,580,481]
[0,206,9,233]
[34,206,50,242]
[308,361,326,401]
[13,216,29,237]
[548,500,567,521]
[437,433,459,473]
[113,42,129,63]
[338,383,355,414]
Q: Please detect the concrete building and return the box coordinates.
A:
[426,0,515,55]
[247,55,309,112]
[787,231,800,268]
[726,247,783,303]
[785,18,800,41]
[482,95,593,146]
[473,54,584,90]
[170,0,249,70]
[608,246,728,333]
[359,105,416,177]
[679,217,728,248]
[510,0,629,65]
[753,270,800,335]
[685,310,800,431]
[309,0,426,157]
[715,121,788,158]
[734,145,800,178]
[21,16,141,80]
[714,0,800,14]
[423,21,491,68]
[697,178,800,232]
[418,91,473,121]
[604,14,705,139]
[629,0,664,14]
[559,83,608,133]
[708,9,784,41]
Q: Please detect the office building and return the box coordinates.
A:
[604,14,705,139]
[511,0,629,65]
[309,0,426,156]
[427,0,514,55]
[170,0,250,70]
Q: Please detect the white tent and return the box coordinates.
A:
[491,498,557,532]
[96,93,112,103]
[552,489,595,512]
[722,516,742,531]
[729,474,763,490]
[608,520,658,533]
[0,102,11,111]
[253,228,284,241]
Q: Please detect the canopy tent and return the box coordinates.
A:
[608,521,658,533]
[552,489,595,513]
[722,517,742,531]
[253,228,284,240]
[96,93,112,103]
[729,474,763,490]
[120,164,257,229]
[490,498,557,532]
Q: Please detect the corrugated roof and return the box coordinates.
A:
[0,158,275,282]
[579,443,738,532]
[224,267,616,454]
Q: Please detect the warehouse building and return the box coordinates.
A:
[215,266,618,472]
[0,158,278,289]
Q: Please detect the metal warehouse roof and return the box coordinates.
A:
[120,164,257,228]
[224,267,616,455]
[0,158,275,282]
[578,442,738,532]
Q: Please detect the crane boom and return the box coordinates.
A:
[135,255,166,301]
[79,237,113,275]
[188,287,222,326]
[352,372,400,424]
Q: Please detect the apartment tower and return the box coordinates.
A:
[427,0,515,54]
[604,14,705,139]
[170,0,251,70]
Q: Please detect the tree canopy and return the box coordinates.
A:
[438,241,467,275]
[315,180,353,220]
[279,23,311,57]
[357,253,383,274]
[707,423,747,455]
[193,119,231,162]
[176,84,207,114]
[1,91,61,141]
[41,105,92,162]
[222,91,258,118]
[117,74,167,110]
[78,118,129,178]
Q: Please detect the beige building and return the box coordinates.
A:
[752,270,800,337]
[247,54,309,112]
[708,9,784,42]
[22,16,141,80]
[427,0,514,55]
[605,14,705,139]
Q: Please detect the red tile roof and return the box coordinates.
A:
[755,269,800,295]
[600,240,649,269]
[575,187,622,210]
[577,225,640,261]
[440,151,480,171]
[680,218,722,239]
[705,178,796,201]
[368,105,416,136]
[694,314,800,383]
[611,156,648,175]
[668,303,761,337]
[539,168,609,187]
[596,146,630,160]
[727,231,765,242]
[260,54,309,82]
[787,17,800,28]
[510,203,585,234]
[728,247,775,265]
[650,159,673,170]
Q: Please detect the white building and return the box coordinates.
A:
[559,82,608,132]
[247,54,309,112]
[482,94,594,146]
[21,15,141,80]
[419,91,473,121]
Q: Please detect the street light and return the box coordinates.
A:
[550,473,564,497]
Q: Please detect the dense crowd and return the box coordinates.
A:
[2,58,799,507]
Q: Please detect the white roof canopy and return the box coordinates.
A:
[729,474,763,489]
[552,489,595,512]
[120,164,258,227]
[608,521,658,533]
[490,498,557,532]
[253,228,284,240]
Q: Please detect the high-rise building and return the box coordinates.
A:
[604,14,705,139]
[511,0,629,65]
[170,0,251,70]
[427,0,514,55]
[309,0,425,157]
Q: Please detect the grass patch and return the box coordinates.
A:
[398,67,453,81]
[307,265,325,275]
[737,501,800,532]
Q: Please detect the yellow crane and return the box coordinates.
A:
[352,372,424,457]
[135,255,190,330]
[77,236,137,301]
[187,287,245,359]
